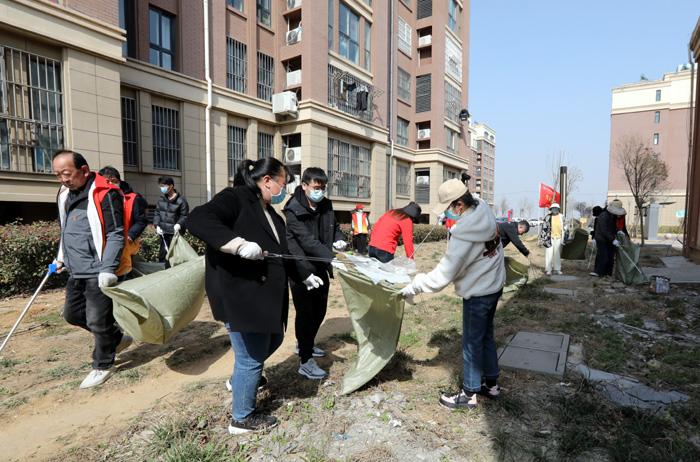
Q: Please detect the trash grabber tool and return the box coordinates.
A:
[0,264,57,354]
[587,243,596,271]
[409,220,441,259]
[263,252,336,263]
[617,246,649,282]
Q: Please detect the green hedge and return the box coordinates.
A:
[1,221,444,298]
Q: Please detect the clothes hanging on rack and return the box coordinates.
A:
[345,81,357,92]
[356,88,369,111]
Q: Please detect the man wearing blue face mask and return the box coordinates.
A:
[153,176,189,267]
[283,167,347,380]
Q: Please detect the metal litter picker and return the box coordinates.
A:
[0,263,57,353]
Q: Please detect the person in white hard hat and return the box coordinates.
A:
[539,202,567,276]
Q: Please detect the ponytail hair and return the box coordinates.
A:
[450,172,479,209]
[233,158,295,195]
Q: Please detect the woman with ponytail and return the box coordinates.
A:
[367,201,422,262]
[187,157,302,434]
[400,173,506,411]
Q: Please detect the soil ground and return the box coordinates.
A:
[1,237,699,461]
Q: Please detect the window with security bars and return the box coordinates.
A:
[258,132,274,159]
[397,117,409,147]
[152,105,180,170]
[415,74,431,113]
[257,52,274,102]
[327,65,374,122]
[417,0,432,19]
[396,161,410,196]
[227,125,246,178]
[0,46,64,173]
[398,67,411,101]
[121,96,138,167]
[226,38,247,93]
[327,137,371,198]
[444,82,461,122]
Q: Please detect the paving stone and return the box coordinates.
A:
[549,275,580,282]
[498,332,570,378]
[543,287,577,296]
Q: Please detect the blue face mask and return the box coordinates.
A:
[160,186,169,194]
[551,208,560,214]
[308,189,325,203]
[444,207,461,221]
[269,179,287,205]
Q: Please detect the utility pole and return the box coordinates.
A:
[560,166,567,216]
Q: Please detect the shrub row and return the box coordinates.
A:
[0,221,446,298]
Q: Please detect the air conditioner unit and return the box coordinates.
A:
[287,0,301,9]
[285,147,302,164]
[418,35,432,46]
[417,129,431,140]
[286,27,302,45]
[286,69,302,87]
[272,91,298,115]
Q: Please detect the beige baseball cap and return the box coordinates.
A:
[432,179,468,216]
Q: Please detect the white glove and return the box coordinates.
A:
[238,241,264,260]
[156,226,164,235]
[98,272,118,288]
[331,259,347,271]
[303,274,324,291]
[333,240,347,250]
[612,239,620,247]
[52,259,67,274]
[617,230,624,235]
[400,284,417,296]
[174,224,181,232]
[591,239,596,247]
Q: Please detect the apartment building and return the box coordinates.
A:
[685,16,700,263]
[0,0,470,224]
[467,120,494,207]
[608,67,696,228]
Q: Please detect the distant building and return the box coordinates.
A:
[467,121,495,207]
[685,16,700,263]
[608,67,696,228]
[0,0,471,224]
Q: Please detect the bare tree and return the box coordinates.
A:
[518,196,533,218]
[614,135,669,246]
[572,201,592,218]
[499,197,509,218]
[546,152,584,195]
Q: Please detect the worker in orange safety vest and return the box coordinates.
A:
[351,204,371,255]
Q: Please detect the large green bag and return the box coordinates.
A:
[102,233,206,344]
[561,228,589,260]
[503,256,529,293]
[615,234,647,286]
[337,270,405,395]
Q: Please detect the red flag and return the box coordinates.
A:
[538,183,561,208]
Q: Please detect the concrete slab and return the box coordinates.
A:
[641,267,700,284]
[660,256,698,268]
[498,332,570,378]
[549,275,580,282]
[543,287,577,296]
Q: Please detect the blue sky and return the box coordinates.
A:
[469,1,699,217]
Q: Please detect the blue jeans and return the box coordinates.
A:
[462,289,503,392]
[368,246,394,263]
[226,324,283,420]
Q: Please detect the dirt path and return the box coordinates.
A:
[0,287,353,461]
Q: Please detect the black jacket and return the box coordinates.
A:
[153,189,189,235]
[594,210,620,244]
[186,186,302,334]
[498,222,530,257]
[283,186,345,280]
[120,180,148,241]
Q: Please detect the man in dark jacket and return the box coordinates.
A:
[591,200,627,277]
[498,220,531,258]
[52,151,130,389]
[153,176,189,267]
[284,167,347,380]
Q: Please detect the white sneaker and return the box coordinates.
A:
[116,335,133,354]
[546,271,552,276]
[294,343,325,357]
[556,270,563,275]
[80,367,114,388]
[298,358,327,379]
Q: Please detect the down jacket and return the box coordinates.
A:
[153,189,189,235]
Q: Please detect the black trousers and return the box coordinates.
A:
[291,272,330,363]
[62,277,123,370]
[158,233,174,268]
[594,241,616,276]
[368,245,394,263]
[354,234,368,254]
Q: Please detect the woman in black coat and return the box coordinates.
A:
[187,157,303,434]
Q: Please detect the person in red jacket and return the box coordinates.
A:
[368,202,421,263]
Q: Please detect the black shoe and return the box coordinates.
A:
[228,411,278,434]
[439,389,477,410]
[475,383,501,400]
[225,375,268,392]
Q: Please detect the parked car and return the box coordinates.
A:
[528,218,542,227]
